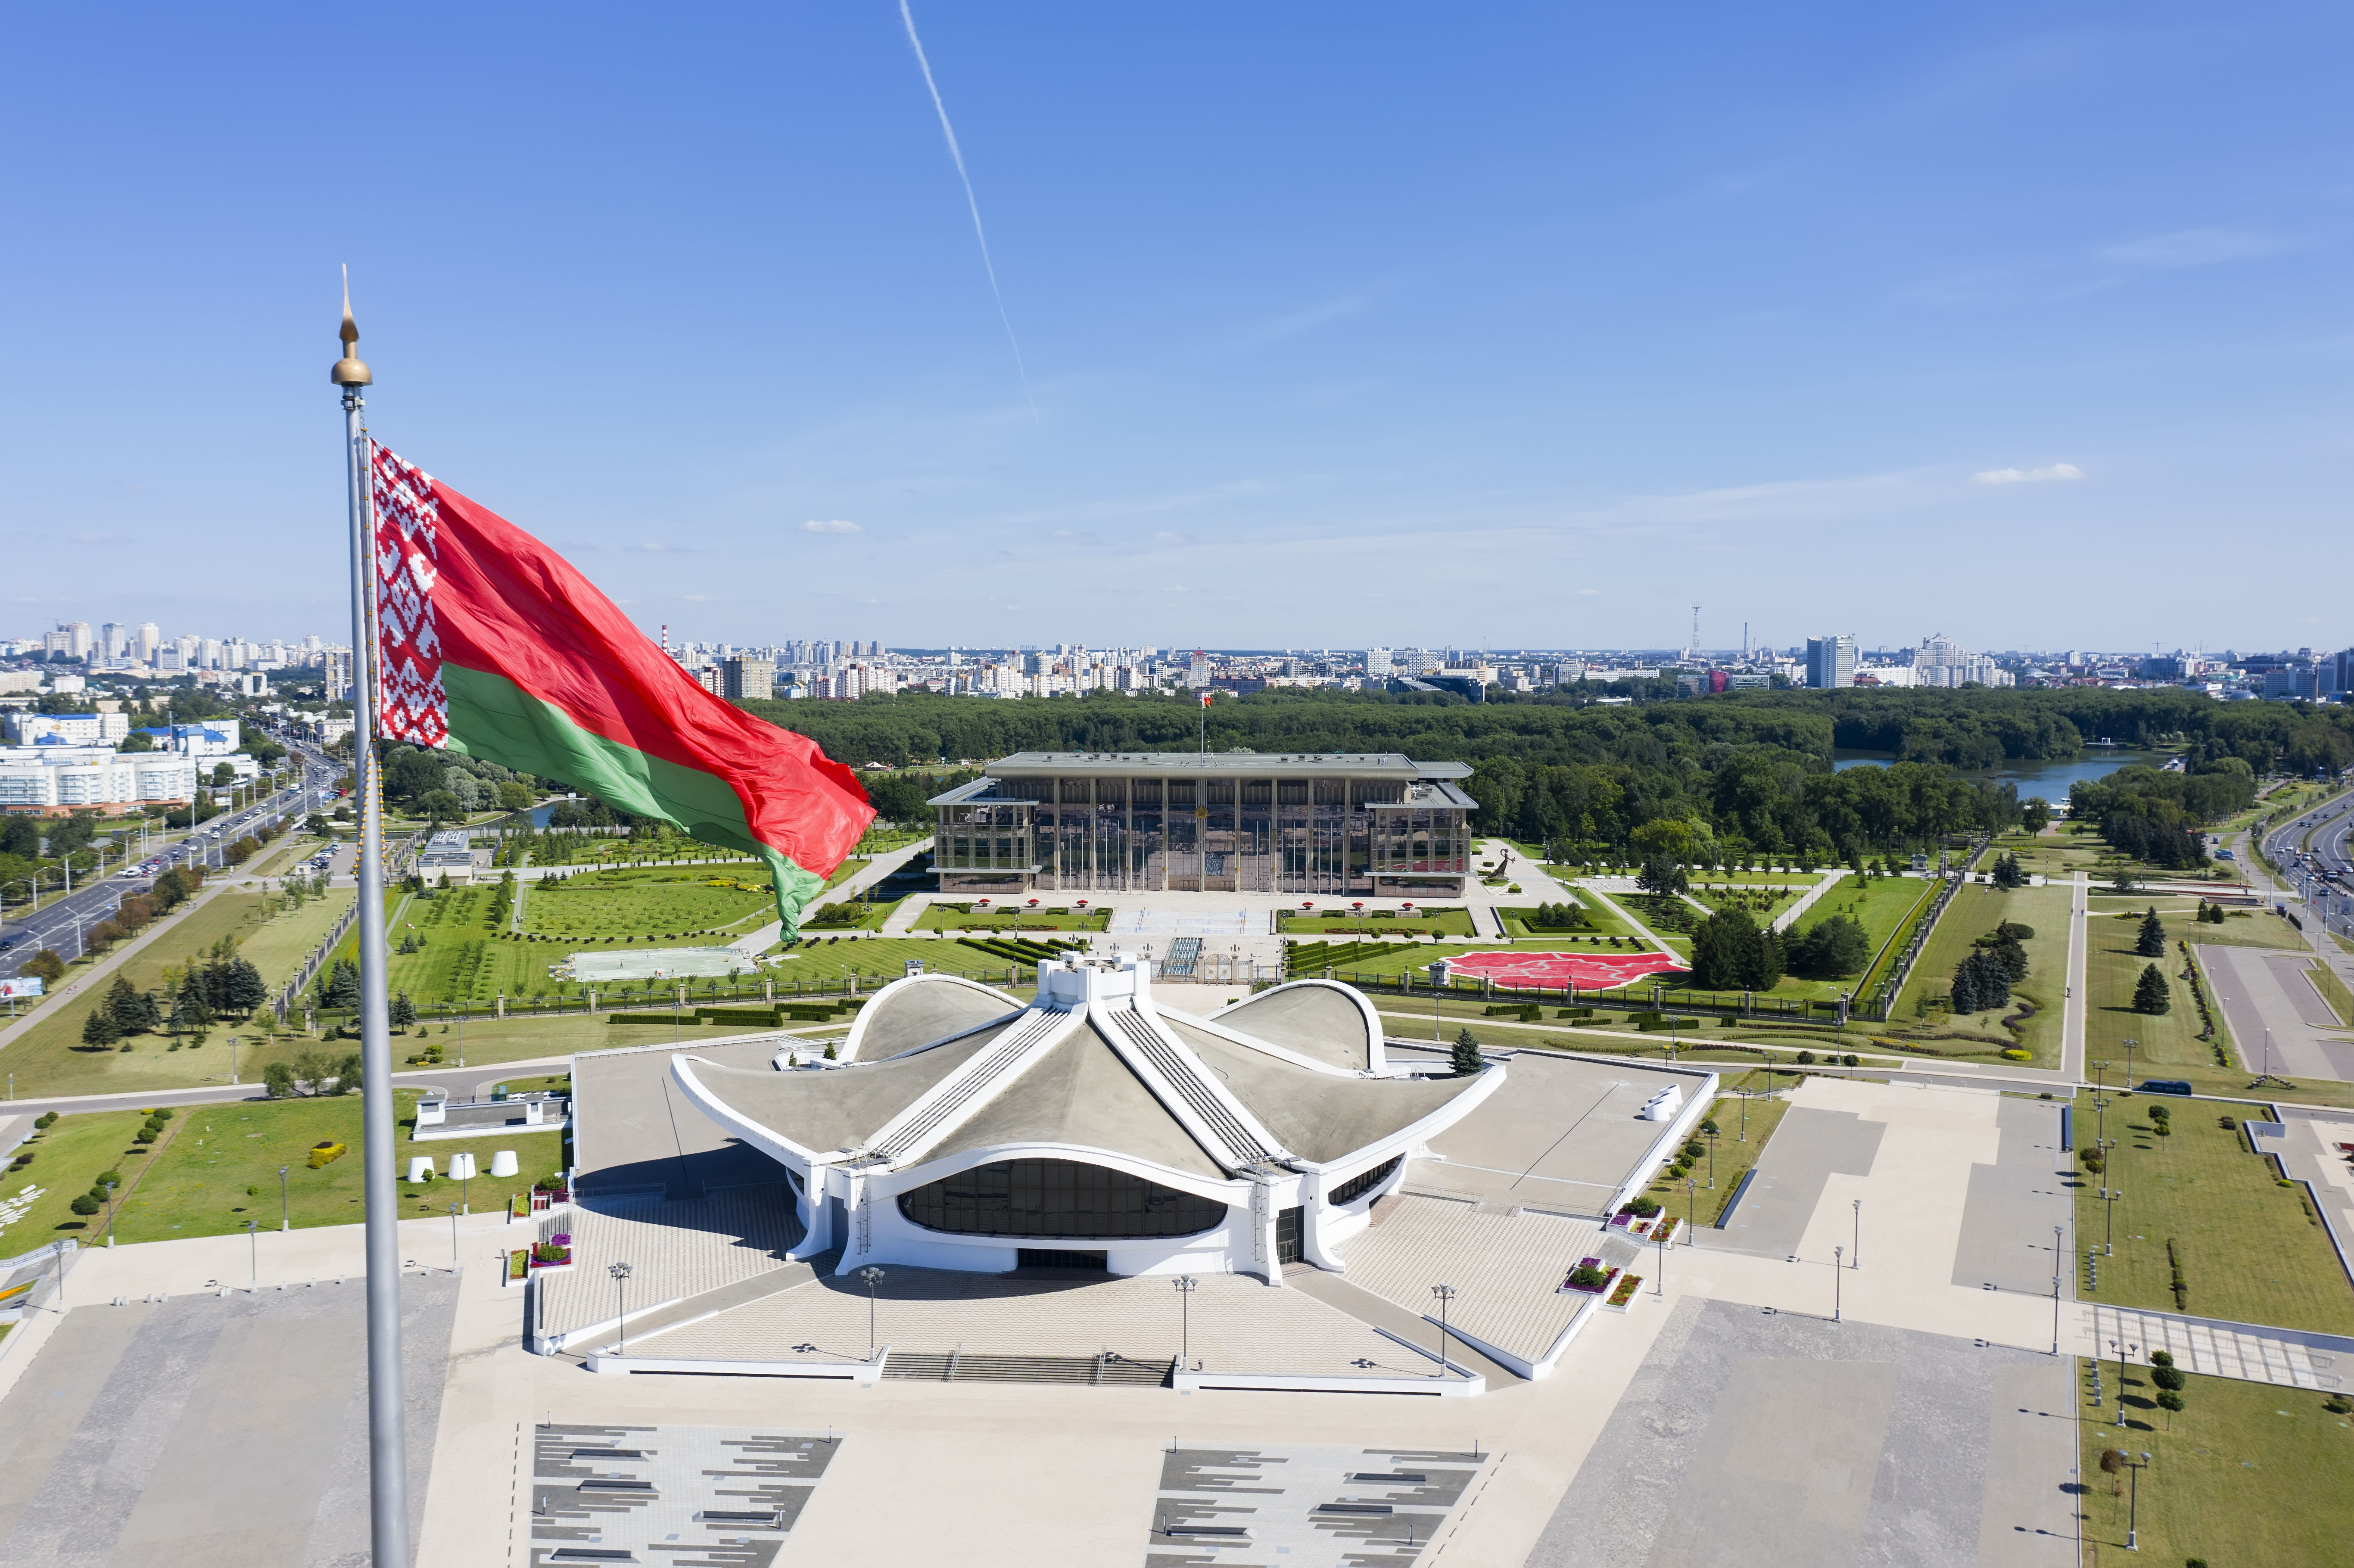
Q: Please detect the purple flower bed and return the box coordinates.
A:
[1561,1259,1619,1294]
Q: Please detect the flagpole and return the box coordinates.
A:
[333,277,411,1568]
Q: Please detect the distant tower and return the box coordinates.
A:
[1688,605,1701,662]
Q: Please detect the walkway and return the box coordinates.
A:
[2086,1303,2354,1391]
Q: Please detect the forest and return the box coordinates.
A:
[367,685,2348,868]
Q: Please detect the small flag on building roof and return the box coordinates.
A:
[368,444,871,933]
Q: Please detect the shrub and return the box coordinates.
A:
[2324,1397,2351,1416]
[34,1111,57,1129]
[1794,1050,1816,1065]
[1682,1141,1707,1161]
[1842,1054,1858,1067]
[2151,1365,2186,1392]
[70,1194,102,1217]
[2081,1151,2105,1175]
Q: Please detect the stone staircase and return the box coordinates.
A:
[882,1350,1173,1387]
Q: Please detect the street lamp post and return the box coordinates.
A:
[609,1261,632,1355]
[2112,1338,2136,1428]
[859,1266,886,1358]
[1833,1245,1843,1321]
[1430,1284,1457,1375]
[279,1166,291,1232]
[1852,1198,1861,1268]
[2052,1223,2064,1355]
[103,1181,118,1248]
[2126,1450,2151,1551]
[246,1218,261,1286]
[1173,1275,1197,1370]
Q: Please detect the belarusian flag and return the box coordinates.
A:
[369,444,871,933]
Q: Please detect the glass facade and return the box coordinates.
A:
[897,1158,1228,1240]
[935,764,1469,896]
[1327,1154,1403,1207]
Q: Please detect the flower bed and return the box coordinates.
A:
[1605,1272,1643,1310]
[529,1233,573,1270]
[1560,1258,1620,1295]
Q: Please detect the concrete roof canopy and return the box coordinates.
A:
[1210,981,1379,1073]
[669,955,1500,1189]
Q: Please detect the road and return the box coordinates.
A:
[1,743,342,971]
[2251,775,2354,1005]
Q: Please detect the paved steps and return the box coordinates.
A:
[881,1350,1172,1386]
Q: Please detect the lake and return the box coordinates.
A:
[1831,748,2161,799]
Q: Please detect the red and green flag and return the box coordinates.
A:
[369,443,871,933]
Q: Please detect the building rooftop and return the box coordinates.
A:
[981,751,1473,780]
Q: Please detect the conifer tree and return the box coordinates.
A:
[1950,964,1980,1015]
[2133,963,2172,1015]
[2136,907,2165,957]
[1450,1025,1486,1077]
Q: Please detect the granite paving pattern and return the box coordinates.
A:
[1522,1297,2077,1568]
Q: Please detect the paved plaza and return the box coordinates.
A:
[528,1422,842,1567]
[1147,1442,1488,1566]
[2200,941,2354,1082]
[1522,1297,2079,1568]
[1711,1105,1884,1258]
[0,1271,457,1568]
[1948,1097,2075,1296]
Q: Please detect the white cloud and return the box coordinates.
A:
[1152,531,1190,544]
[1974,462,2084,485]
[2102,229,2279,270]
[802,519,863,535]
[1576,588,1601,596]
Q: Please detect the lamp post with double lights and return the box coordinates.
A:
[1173,1275,1197,1371]
[609,1261,633,1355]
[859,1266,886,1358]
[1430,1284,1457,1376]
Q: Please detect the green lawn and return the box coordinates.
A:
[2077,1360,2354,1566]
[520,868,775,942]
[114,1092,562,1242]
[2074,1098,2354,1335]
[0,894,286,1098]
[1655,1090,1793,1226]
[0,1108,154,1250]
[237,887,362,994]
[1887,881,2073,1062]
[1276,908,1477,937]
[1684,880,1810,925]
[918,902,1115,933]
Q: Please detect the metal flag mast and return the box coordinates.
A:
[332,271,412,1568]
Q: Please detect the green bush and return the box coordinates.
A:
[69,1194,102,1217]
[34,1112,57,1129]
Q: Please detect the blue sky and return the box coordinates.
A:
[1,3,2348,655]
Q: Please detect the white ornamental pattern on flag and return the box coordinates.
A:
[370,443,449,750]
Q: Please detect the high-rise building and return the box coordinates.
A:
[100,622,127,662]
[134,622,162,661]
[1806,635,1857,689]
[1364,647,1394,678]
[721,657,775,702]
[324,647,354,701]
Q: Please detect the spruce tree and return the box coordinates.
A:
[1450,1025,1485,1077]
[2136,907,2165,957]
[389,992,418,1030]
[1951,963,1980,1015]
[81,1008,122,1048]
[104,976,145,1035]
[2133,963,2172,1015]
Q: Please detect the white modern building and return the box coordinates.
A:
[671,957,1503,1284]
[3,711,131,746]
[0,746,197,811]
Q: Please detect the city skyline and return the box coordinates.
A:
[0,4,2348,648]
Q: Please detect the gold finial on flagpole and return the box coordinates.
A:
[332,264,372,387]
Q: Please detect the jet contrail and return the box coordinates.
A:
[898,0,1037,419]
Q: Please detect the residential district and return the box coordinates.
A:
[2,622,2353,1566]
